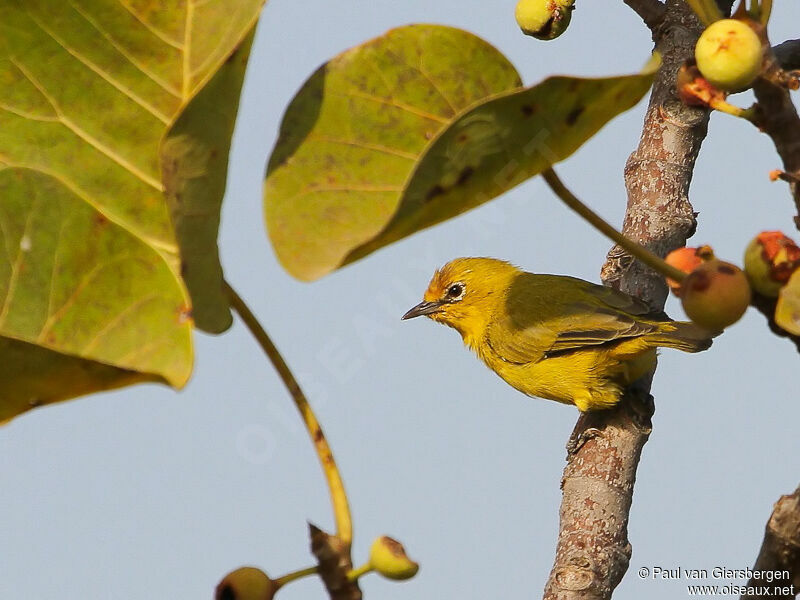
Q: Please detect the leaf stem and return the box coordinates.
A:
[750,0,772,24]
[541,168,687,283]
[224,282,353,546]
[686,0,723,25]
[346,563,374,582]
[274,566,320,589]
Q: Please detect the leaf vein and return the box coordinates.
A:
[0,196,39,327]
[33,6,178,117]
[0,162,176,256]
[10,59,165,191]
[182,0,194,98]
[82,292,161,354]
[337,90,449,124]
[308,134,417,160]
[0,102,59,123]
[117,329,176,364]
[280,184,402,205]
[67,0,182,98]
[37,253,141,343]
[116,0,184,50]
[384,46,457,115]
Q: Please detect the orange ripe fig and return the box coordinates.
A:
[681,260,751,330]
[665,247,703,296]
[744,231,800,297]
[665,245,715,296]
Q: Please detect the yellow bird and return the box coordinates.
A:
[402,257,714,411]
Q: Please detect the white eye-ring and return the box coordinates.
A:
[446,283,465,300]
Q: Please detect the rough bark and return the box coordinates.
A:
[542,1,711,598]
[742,486,800,600]
[310,524,361,600]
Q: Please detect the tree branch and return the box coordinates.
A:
[741,485,800,600]
[623,0,666,30]
[753,49,800,229]
[542,1,711,598]
[224,283,360,600]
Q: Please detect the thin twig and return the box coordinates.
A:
[274,566,320,589]
[623,0,666,30]
[542,168,687,283]
[223,282,353,546]
[752,49,800,228]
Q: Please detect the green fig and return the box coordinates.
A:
[695,19,763,91]
[515,0,575,40]
[368,536,419,581]
[744,231,800,297]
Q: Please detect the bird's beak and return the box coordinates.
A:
[401,300,443,320]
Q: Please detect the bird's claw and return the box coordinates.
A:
[566,426,603,456]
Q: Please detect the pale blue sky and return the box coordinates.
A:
[2,2,800,599]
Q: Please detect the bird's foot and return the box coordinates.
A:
[566,426,603,456]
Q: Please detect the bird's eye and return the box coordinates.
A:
[446,283,464,299]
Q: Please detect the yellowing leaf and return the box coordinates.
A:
[264,25,522,281]
[265,25,657,281]
[350,61,659,264]
[0,1,264,421]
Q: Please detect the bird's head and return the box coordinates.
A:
[402,257,520,340]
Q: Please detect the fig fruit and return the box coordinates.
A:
[215,567,277,600]
[665,246,704,296]
[695,19,763,92]
[681,260,751,330]
[743,231,800,297]
[369,536,419,581]
[515,0,574,40]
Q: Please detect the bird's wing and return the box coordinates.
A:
[485,274,668,364]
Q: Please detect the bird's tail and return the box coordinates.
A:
[653,321,718,353]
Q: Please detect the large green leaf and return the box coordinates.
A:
[264,25,522,282]
[0,0,263,421]
[265,26,657,281]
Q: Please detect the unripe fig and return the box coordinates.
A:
[515,0,574,40]
[216,567,277,600]
[743,231,800,297]
[695,19,763,92]
[369,536,419,581]
[681,260,751,330]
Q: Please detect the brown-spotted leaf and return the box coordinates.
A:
[265,24,657,281]
[349,59,659,264]
[264,24,522,281]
